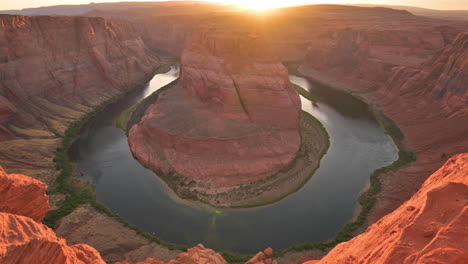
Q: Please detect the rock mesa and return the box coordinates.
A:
[129,29,301,187]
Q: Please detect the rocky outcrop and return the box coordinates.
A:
[306,153,468,264]
[0,15,160,184]
[119,245,281,264]
[0,212,105,264]
[117,244,227,264]
[0,165,50,222]
[129,29,301,188]
[0,167,106,264]
[361,32,468,222]
[246,247,278,264]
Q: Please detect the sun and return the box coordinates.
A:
[234,0,284,10]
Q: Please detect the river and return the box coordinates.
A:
[73,66,397,254]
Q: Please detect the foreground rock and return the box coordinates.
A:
[129,29,301,190]
[117,244,227,264]
[0,212,105,264]
[0,168,105,264]
[55,204,180,263]
[306,153,468,264]
[119,245,280,264]
[0,165,50,222]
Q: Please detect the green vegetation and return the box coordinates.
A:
[116,103,138,130]
[274,76,417,258]
[43,61,417,263]
[221,252,253,263]
[42,67,190,250]
[293,83,317,102]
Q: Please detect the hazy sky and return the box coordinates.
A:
[1,0,467,11]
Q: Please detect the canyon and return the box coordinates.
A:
[128,28,307,204]
[1,153,466,263]
[0,14,160,184]
[0,2,467,264]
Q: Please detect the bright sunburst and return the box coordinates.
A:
[234,0,285,10]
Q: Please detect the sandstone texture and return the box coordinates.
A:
[307,153,468,264]
[0,4,467,264]
[0,212,105,264]
[0,165,50,222]
[116,244,226,264]
[292,7,468,222]
[0,168,106,264]
[362,32,468,222]
[129,29,301,188]
[0,15,160,184]
[119,245,280,264]
[55,204,180,263]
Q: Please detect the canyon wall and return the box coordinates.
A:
[0,15,160,184]
[307,153,468,264]
[129,29,301,188]
[362,32,468,222]
[291,8,467,221]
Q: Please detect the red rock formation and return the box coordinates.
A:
[246,247,278,264]
[0,14,160,183]
[305,153,468,264]
[0,212,105,264]
[0,165,50,222]
[129,29,301,187]
[299,22,468,221]
[117,244,227,264]
[363,32,468,222]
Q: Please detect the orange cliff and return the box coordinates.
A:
[0,213,105,264]
[0,166,50,222]
[128,29,301,188]
[306,153,468,264]
[0,166,106,264]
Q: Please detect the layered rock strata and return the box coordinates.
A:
[129,29,301,188]
[0,166,106,264]
[299,30,468,222]
[306,153,468,264]
[0,15,160,184]
[0,212,106,264]
[0,165,50,222]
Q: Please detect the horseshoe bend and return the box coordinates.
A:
[126,29,330,206]
[0,2,467,264]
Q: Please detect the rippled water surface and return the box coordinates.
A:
[74,67,397,253]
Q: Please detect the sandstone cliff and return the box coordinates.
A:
[299,25,468,221]
[306,153,468,264]
[0,165,50,222]
[129,29,301,188]
[0,212,105,264]
[363,32,468,222]
[0,15,160,184]
[0,166,106,264]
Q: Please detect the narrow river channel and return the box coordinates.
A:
[73,66,397,254]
